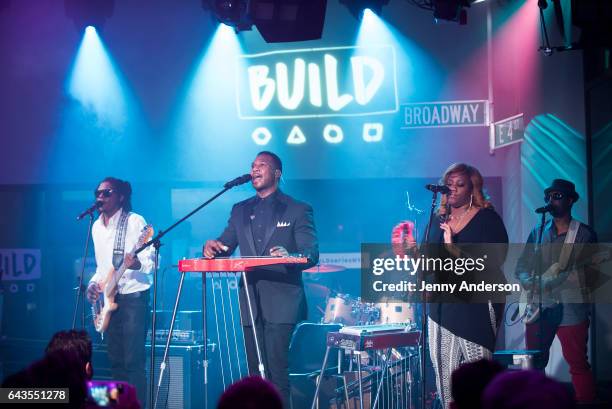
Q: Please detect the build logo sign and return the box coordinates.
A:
[236,45,398,145]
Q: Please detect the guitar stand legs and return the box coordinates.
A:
[356,351,364,409]
[311,345,331,409]
[371,349,392,409]
[242,271,266,379]
[154,272,186,409]
[311,348,397,409]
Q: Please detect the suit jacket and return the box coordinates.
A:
[217,190,319,324]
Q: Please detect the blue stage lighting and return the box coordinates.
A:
[170,20,250,174]
[355,4,394,46]
[67,26,127,129]
[341,0,389,20]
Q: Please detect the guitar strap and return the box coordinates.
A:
[558,219,580,270]
[112,211,131,270]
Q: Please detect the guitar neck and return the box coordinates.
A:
[106,252,133,295]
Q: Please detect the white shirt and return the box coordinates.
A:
[89,210,154,294]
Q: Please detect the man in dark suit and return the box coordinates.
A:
[204,151,318,407]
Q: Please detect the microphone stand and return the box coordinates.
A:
[133,182,241,409]
[72,212,94,330]
[535,211,547,361]
[419,188,440,409]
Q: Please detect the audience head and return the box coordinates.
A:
[2,349,88,409]
[482,369,575,409]
[217,376,283,409]
[45,329,93,379]
[450,358,504,409]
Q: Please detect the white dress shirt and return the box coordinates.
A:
[89,210,154,294]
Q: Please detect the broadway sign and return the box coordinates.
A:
[401,100,490,129]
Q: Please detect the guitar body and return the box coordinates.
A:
[518,290,540,324]
[92,267,120,334]
[516,262,560,325]
[91,225,153,336]
[516,248,610,325]
[93,291,119,333]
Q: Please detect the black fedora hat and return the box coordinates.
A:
[544,179,579,202]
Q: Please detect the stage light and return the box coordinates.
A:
[433,0,470,24]
[250,0,327,42]
[64,0,114,32]
[85,25,96,34]
[340,0,390,20]
[203,0,327,42]
[202,0,253,31]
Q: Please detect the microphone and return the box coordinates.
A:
[425,184,450,194]
[77,201,102,221]
[224,174,252,189]
[535,204,553,214]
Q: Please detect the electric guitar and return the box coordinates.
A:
[517,248,610,324]
[92,225,154,335]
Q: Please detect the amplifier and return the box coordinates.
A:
[145,344,204,409]
[93,342,223,409]
[0,338,224,409]
[146,329,202,345]
[154,310,203,331]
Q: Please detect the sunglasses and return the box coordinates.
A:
[94,189,115,198]
[544,192,565,202]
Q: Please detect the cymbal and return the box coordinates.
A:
[304,282,331,298]
[303,264,346,273]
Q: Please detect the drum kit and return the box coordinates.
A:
[322,295,416,327]
[303,264,418,328]
[302,264,423,409]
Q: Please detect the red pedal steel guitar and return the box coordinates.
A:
[92,225,154,335]
[177,255,309,379]
[178,256,308,272]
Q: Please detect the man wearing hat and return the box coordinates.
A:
[515,179,597,404]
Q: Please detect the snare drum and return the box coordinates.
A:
[322,294,360,325]
[375,302,415,324]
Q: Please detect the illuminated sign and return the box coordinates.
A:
[237,45,398,119]
[0,249,41,281]
[401,100,489,129]
[251,122,384,145]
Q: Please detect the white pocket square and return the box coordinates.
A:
[276,221,291,227]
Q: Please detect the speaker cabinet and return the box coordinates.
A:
[145,344,206,409]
